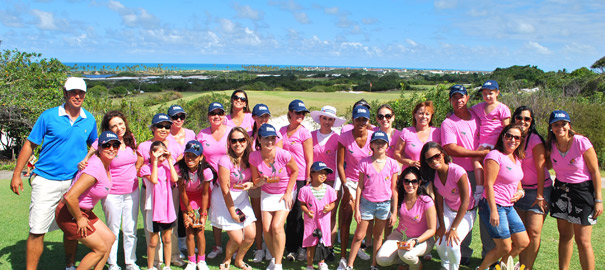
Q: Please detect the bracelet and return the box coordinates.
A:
[199,212,208,217]
[536,197,545,201]
[595,199,603,203]
[517,189,525,197]
[409,238,419,246]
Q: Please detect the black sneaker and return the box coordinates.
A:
[460,257,471,266]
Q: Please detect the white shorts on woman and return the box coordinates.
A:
[210,186,256,231]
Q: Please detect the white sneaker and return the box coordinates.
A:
[184,262,197,270]
[296,247,307,261]
[125,264,141,270]
[273,264,283,270]
[305,266,314,270]
[266,258,276,270]
[318,262,329,270]
[108,265,121,270]
[208,246,223,259]
[253,249,265,263]
[66,266,76,270]
[197,261,210,270]
[162,266,172,270]
[357,248,371,261]
[336,258,347,270]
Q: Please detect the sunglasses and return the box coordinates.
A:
[425,152,442,163]
[235,208,246,222]
[504,133,521,141]
[155,123,172,130]
[208,111,225,116]
[404,179,419,185]
[171,114,186,121]
[377,114,393,120]
[233,96,247,102]
[515,115,532,122]
[101,141,121,149]
[230,137,247,144]
[291,111,307,116]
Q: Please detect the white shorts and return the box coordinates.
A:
[344,179,358,201]
[210,188,256,231]
[261,191,293,212]
[30,175,73,234]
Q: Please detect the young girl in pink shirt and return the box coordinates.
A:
[140,141,179,270]
[346,131,400,270]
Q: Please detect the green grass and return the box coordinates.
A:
[0,178,603,269]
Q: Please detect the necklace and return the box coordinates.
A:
[374,158,386,163]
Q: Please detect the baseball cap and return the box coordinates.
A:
[288,99,310,113]
[208,102,225,113]
[252,104,271,117]
[98,131,120,145]
[64,77,87,92]
[311,161,334,174]
[151,113,172,125]
[184,140,204,156]
[549,110,571,124]
[449,84,467,97]
[352,105,370,120]
[371,130,389,143]
[168,105,186,116]
[258,123,278,138]
[481,80,499,91]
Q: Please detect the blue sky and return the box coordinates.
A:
[1,0,604,71]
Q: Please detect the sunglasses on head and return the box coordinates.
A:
[425,152,442,163]
[101,141,121,149]
[515,115,531,122]
[504,133,521,141]
[377,114,393,120]
[171,114,186,121]
[187,144,201,151]
[235,208,246,222]
[403,178,419,185]
[233,96,247,102]
[208,111,225,116]
[230,137,247,144]
[155,123,172,130]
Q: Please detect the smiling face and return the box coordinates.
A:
[514,110,532,134]
[371,140,388,155]
[319,115,335,130]
[481,89,499,104]
[260,135,277,150]
[502,127,522,154]
[551,120,570,139]
[171,113,186,129]
[402,172,419,194]
[208,109,225,127]
[449,93,468,111]
[253,114,271,128]
[152,121,171,140]
[288,110,306,125]
[229,130,248,156]
[99,140,119,161]
[232,92,248,111]
[184,152,202,170]
[376,107,394,129]
[353,117,369,132]
[310,170,328,185]
[414,105,433,128]
[108,116,126,139]
[424,147,444,170]
[64,89,86,109]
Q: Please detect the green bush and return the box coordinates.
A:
[180,92,231,132]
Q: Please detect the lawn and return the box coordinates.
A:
[0,178,603,270]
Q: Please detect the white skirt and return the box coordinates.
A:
[260,191,293,212]
[210,187,256,231]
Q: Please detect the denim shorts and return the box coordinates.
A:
[514,186,552,215]
[360,196,391,221]
[478,199,526,239]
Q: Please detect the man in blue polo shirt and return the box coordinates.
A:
[10,77,98,270]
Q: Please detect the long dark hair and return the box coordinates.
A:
[227,127,252,169]
[176,153,217,185]
[230,90,250,114]
[419,142,452,183]
[396,167,429,208]
[100,110,136,150]
[512,106,544,152]
[545,113,579,153]
[493,124,525,159]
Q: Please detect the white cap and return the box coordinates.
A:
[64,77,87,92]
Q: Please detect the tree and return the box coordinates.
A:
[591,56,605,73]
[0,49,69,158]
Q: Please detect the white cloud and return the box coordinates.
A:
[515,22,535,33]
[220,18,236,33]
[362,18,378,25]
[106,0,159,29]
[527,41,552,55]
[31,9,57,30]
[233,3,263,20]
[324,7,339,14]
[0,8,24,27]
[295,12,310,24]
[406,39,418,47]
[435,0,458,9]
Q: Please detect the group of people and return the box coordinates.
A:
[9,77,602,270]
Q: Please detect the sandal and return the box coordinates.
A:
[219,263,230,270]
[236,263,252,270]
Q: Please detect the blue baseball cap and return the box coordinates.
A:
[549,110,571,124]
[449,84,468,97]
[252,104,271,117]
[311,161,333,174]
[168,105,186,116]
[258,123,278,138]
[371,131,389,143]
[98,131,120,145]
[288,99,310,113]
[208,102,225,113]
[151,113,172,125]
[184,140,203,156]
[352,105,371,120]
[481,80,499,91]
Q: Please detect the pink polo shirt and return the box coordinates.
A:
[140,162,177,223]
[440,112,480,171]
[218,155,252,192]
[433,163,474,211]
[92,140,138,194]
[471,102,511,146]
[137,139,182,165]
[483,150,523,206]
[358,156,400,202]
[550,135,593,184]
[311,130,340,181]
[520,133,552,188]
[399,127,441,170]
[373,127,402,158]
[338,130,374,182]
[196,126,232,171]
[176,166,213,193]
[397,195,434,238]
[167,128,197,154]
[280,125,312,181]
[249,148,292,194]
[72,155,112,210]
[226,113,255,132]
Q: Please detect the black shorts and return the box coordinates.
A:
[152,221,176,233]
[550,179,597,225]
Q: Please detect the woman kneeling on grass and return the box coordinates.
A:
[55,131,119,270]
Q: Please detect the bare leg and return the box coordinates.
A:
[234,224,256,268]
[517,209,546,270]
[26,233,45,270]
[195,228,206,259]
[147,232,160,269]
[162,228,173,267]
[371,219,388,267]
[251,196,263,251]
[270,210,290,265]
[339,191,353,259]
[557,219,574,270]
[64,236,78,268]
[573,223,594,270]
[77,221,116,270]
[347,220,370,267]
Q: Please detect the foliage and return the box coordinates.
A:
[180,92,231,132]
[591,55,605,73]
[141,91,183,107]
[87,85,109,97]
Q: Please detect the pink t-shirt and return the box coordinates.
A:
[311,131,340,181]
[249,148,292,194]
[249,130,282,151]
[168,128,197,154]
[226,113,255,132]
[338,130,374,182]
[471,102,511,146]
[550,135,593,184]
[520,133,552,188]
[218,155,252,192]
[72,155,112,210]
[196,126,232,171]
[280,126,312,181]
[397,195,434,238]
[298,184,337,248]
[440,112,480,171]
[137,139,182,165]
[92,139,138,194]
[176,166,213,193]
[359,156,400,202]
[483,150,523,206]
[399,127,441,170]
[433,163,474,211]
[373,127,402,158]
[140,162,177,223]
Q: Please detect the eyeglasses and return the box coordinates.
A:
[233,96,247,102]
[101,141,121,149]
[230,137,247,144]
[208,111,225,116]
[377,114,393,120]
[171,114,186,121]
[155,123,172,130]
[504,133,521,141]
[515,115,532,122]
[425,152,442,163]
[404,179,419,185]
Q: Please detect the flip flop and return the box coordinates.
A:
[235,263,252,270]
